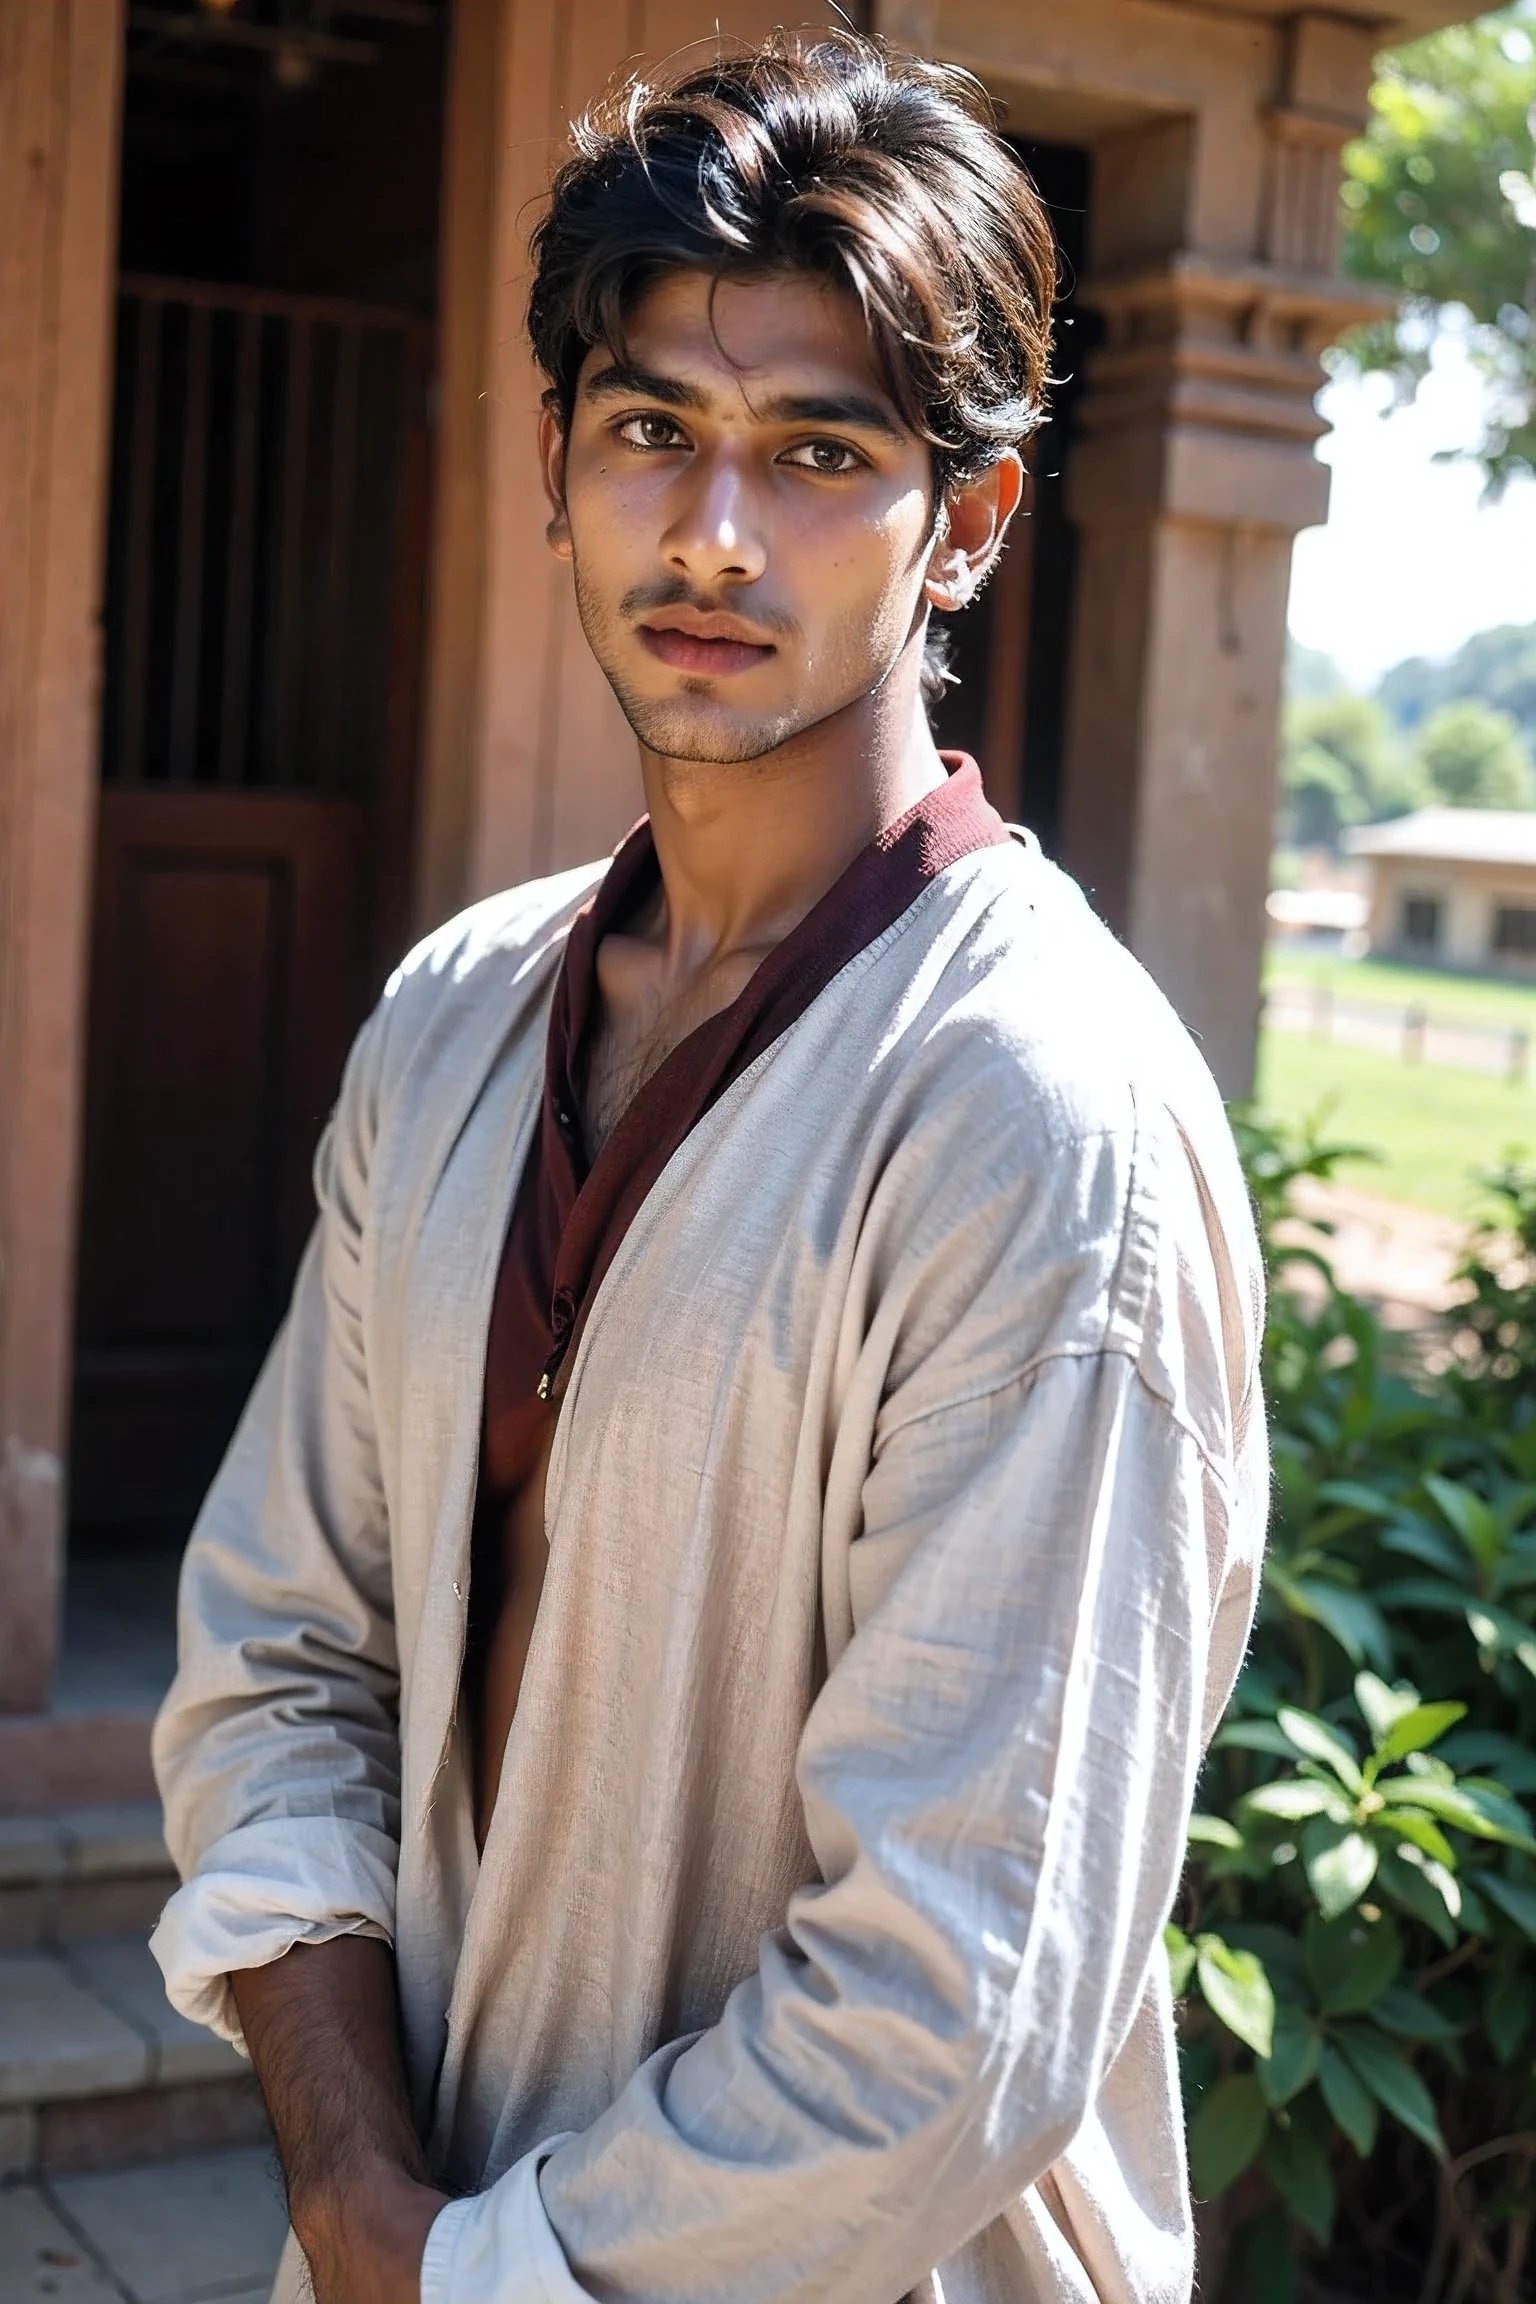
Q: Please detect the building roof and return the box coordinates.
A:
[1346,809,1536,869]
[1267,888,1369,930]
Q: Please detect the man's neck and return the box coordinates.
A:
[636,678,948,977]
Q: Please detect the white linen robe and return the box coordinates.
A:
[150,831,1268,2304]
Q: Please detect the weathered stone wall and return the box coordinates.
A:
[0,1,123,1710]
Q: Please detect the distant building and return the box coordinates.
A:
[1265,887,1369,954]
[1348,810,1536,971]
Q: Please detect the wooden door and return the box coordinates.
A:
[72,792,366,1522]
[71,279,429,1531]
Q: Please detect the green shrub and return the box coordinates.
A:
[1184,1111,1536,2303]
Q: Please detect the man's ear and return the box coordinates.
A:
[540,402,573,561]
[924,450,1026,613]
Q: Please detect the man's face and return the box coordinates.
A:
[545,268,943,765]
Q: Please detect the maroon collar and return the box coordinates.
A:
[487,752,1007,1467]
[549,753,1007,1184]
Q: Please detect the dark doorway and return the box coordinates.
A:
[70,3,448,1540]
[931,137,1095,854]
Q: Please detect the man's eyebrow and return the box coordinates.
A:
[582,362,908,441]
[582,361,708,410]
[757,390,908,441]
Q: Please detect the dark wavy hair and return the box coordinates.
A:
[527,30,1060,694]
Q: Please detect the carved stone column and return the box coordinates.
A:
[1060,13,1387,1096]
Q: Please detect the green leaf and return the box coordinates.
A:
[1223,1923,1307,1999]
[1384,1778,1536,1851]
[1374,1702,1468,1767]
[1318,1480,1396,1521]
[1461,1780,1536,1852]
[1277,1708,1366,1796]
[1378,1522,1467,1577]
[1281,1581,1393,1676]
[1197,1935,1276,2058]
[1484,1968,1534,2064]
[1165,1923,1196,1997]
[1462,1602,1536,1683]
[1422,1473,1504,1575]
[1244,1781,1352,1825]
[1319,2045,1379,2158]
[1187,1813,1246,1851]
[1214,1720,1299,1760]
[1372,1808,1457,1870]
[1258,2003,1322,2108]
[1371,1984,1461,2042]
[1478,1872,1536,1941]
[1303,1908,1401,2014]
[1189,2073,1269,2199]
[1262,2115,1336,2245]
[1438,1731,1536,1792]
[1376,1848,1460,1948]
[1300,1819,1379,1920]
[1353,1672,1421,1746]
[1335,2026,1446,2158]
[1373,1576,1477,1622]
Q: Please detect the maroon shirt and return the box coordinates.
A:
[466,757,1008,1706]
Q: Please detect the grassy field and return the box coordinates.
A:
[1257,946,1536,1217]
[1265,947,1536,1032]
[1254,1027,1536,1219]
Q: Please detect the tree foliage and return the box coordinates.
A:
[1378,620,1536,752]
[1280,696,1422,852]
[1183,1117,1536,2301]
[1413,699,1536,808]
[1338,5,1536,493]
[1279,684,1536,848]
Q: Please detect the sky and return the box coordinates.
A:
[1286,334,1536,691]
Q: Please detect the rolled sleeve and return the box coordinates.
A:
[150,1816,396,2044]
[151,1000,402,2046]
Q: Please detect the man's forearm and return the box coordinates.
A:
[232,1937,447,2304]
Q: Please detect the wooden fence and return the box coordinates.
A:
[1263,982,1532,1086]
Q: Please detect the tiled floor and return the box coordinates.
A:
[2,2147,285,2304]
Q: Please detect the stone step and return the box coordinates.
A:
[0,1805,178,1953]
[0,1810,272,2183]
[0,1935,269,2182]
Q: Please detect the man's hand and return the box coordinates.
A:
[291,2152,447,2304]
[231,1938,450,2304]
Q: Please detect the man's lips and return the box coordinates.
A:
[636,623,777,677]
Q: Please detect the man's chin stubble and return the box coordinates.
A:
[608,684,809,769]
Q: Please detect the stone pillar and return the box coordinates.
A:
[1059,14,1387,1097]
[0,3,123,1709]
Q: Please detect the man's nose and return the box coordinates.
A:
[662,456,768,586]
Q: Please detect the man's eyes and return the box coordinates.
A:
[778,439,865,475]
[615,413,688,451]
[610,416,866,475]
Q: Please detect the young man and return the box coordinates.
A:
[152,33,1266,2304]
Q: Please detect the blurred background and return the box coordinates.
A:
[1262,3,1536,1331]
